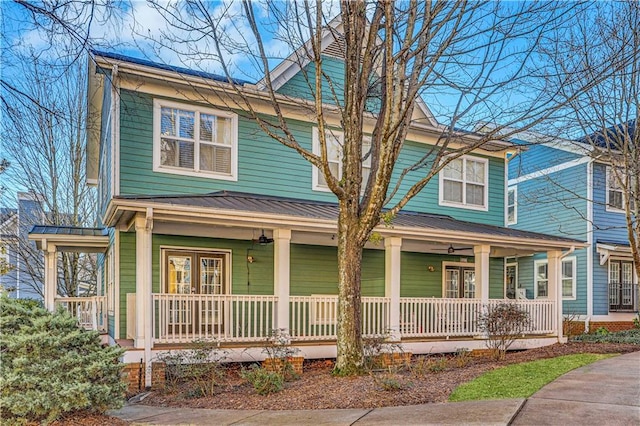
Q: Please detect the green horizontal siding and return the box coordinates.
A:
[118,89,505,226]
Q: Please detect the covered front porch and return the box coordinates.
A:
[31,192,583,388]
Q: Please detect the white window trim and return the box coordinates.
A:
[438,155,489,211]
[534,257,577,300]
[534,259,549,299]
[441,261,476,298]
[152,99,238,181]
[507,186,517,225]
[504,260,518,299]
[311,128,372,192]
[160,246,232,295]
[605,166,625,213]
[561,256,577,301]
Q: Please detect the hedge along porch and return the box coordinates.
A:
[57,191,580,388]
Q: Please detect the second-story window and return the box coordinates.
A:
[439,156,488,210]
[312,128,371,191]
[507,186,517,225]
[153,99,238,181]
[606,166,626,212]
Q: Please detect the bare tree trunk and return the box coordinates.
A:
[334,203,366,375]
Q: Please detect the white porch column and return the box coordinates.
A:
[547,250,563,340]
[385,237,402,341]
[473,245,491,304]
[43,244,57,312]
[134,209,153,388]
[273,229,291,333]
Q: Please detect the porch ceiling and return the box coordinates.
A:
[28,225,109,252]
[107,191,585,253]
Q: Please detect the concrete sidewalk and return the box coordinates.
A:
[109,351,640,426]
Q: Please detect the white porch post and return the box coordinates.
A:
[273,229,291,333]
[385,237,402,341]
[473,245,491,304]
[134,210,153,388]
[43,244,57,312]
[547,250,563,340]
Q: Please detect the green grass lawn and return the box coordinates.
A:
[449,353,614,401]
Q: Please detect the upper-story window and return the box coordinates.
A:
[312,127,371,191]
[606,166,627,212]
[507,186,517,225]
[439,155,488,210]
[153,99,238,181]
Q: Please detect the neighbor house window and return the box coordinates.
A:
[606,167,625,211]
[534,257,576,299]
[439,156,488,210]
[507,186,517,225]
[312,128,372,191]
[153,99,238,180]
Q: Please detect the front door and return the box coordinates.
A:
[609,260,635,311]
[166,251,227,334]
[445,266,476,298]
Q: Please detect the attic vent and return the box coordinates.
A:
[323,34,346,59]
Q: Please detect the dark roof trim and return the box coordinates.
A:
[90,50,252,86]
[29,225,109,237]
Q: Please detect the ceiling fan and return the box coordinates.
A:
[446,244,472,254]
[251,229,274,245]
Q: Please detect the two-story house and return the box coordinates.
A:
[508,136,639,333]
[28,24,583,387]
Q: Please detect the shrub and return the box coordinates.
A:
[155,339,228,396]
[0,296,125,424]
[573,328,640,344]
[362,332,405,371]
[261,329,300,381]
[241,365,284,395]
[478,303,530,360]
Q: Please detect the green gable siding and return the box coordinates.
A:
[118,89,505,226]
[277,56,345,106]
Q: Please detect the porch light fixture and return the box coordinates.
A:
[258,229,274,245]
[448,245,455,254]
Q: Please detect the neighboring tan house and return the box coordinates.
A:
[29,22,583,387]
[508,131,639,333]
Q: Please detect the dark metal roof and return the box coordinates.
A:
[116,191,583,245]
[596,239,630,247]
[29,225,109,237]
[91,50,252,86]
[576,120,637,149]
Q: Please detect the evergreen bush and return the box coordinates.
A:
[0,296,126,424]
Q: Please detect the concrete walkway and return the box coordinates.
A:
[109,351,640,425]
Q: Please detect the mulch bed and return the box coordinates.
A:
[140,342,639,411]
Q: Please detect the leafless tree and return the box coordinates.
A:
[1,53,98,298]
[145,0,590,374]
[546,1,640,279]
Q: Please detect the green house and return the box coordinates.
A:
[29,19,583,388]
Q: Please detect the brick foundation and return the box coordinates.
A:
[123,362,166,394]
[375,352,412,368]
[262,356,304,375]
[589,321,635,333]
[564,321,586,336]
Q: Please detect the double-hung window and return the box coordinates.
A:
[312,128,372,191]
[153,100,238,180]
[507,186,517,225]
[606,166,627,212]
[439,156,488,210]
[534,257,576,299]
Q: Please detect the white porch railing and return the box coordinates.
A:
[289,296,390,340]
[399,298,556,338]
[55,296,107,332]
[152,294,278,344]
